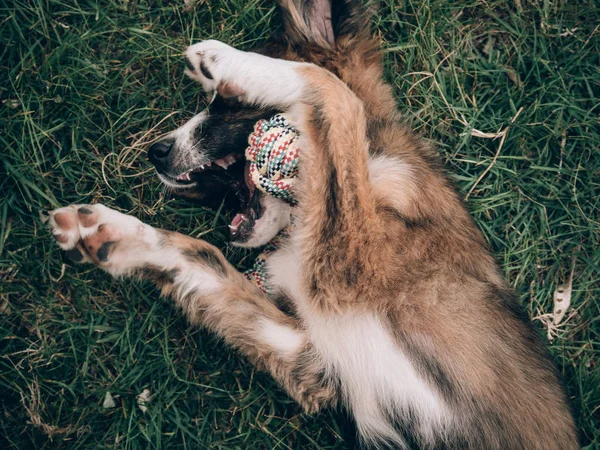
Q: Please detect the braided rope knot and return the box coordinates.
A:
[245,114,300,206]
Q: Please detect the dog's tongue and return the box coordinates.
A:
[231,213,245,228]
[228,162,258,240]
[229,213,247,239]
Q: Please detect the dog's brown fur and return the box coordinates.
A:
[49,1,578,448]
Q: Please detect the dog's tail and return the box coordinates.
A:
[277,0,371,48]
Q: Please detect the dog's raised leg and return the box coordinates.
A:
[47,203,337,412]
[185,41,391,309]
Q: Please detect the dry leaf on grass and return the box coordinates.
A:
[103,391,116,409]
[136,388,152,413]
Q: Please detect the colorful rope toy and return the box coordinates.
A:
[243,114,300,293]
[245,114,300,206]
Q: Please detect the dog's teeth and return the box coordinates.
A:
[176,172,191,181]
[214,156,239,170]
[192,164,209,173]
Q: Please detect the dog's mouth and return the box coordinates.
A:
[156,151,260,243]
[169,154,241,184]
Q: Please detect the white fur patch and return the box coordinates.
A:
[259,318,304,357]
[265,241,302,295]
[167,110,208,150]
[173,269,221,299]
[368,154,417,213]
[306,312,451,448]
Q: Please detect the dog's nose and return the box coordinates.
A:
[148,141,173,169]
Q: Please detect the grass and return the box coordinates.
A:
[1,0,599,448]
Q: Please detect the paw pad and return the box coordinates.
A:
[54,211,76,230]
[64,248,84,262]
[78,207,98,227]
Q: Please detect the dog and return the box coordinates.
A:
[47,1,578,448]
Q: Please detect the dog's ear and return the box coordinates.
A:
[277,0,369,48]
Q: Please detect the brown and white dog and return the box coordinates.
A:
[48,1,578,448]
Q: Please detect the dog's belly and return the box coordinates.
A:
[266,243,452,446]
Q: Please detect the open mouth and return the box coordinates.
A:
[157,152,245,190]
[157,151,260,243]
[171,154,241,184]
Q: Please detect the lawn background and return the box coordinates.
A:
[1,0,599,448]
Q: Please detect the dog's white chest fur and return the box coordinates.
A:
[267,243,451,447]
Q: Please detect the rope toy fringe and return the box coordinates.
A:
[243,229,289,294]
[245,114,300,206]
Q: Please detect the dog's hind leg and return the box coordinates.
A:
[47,203,338,412]
[185,42,391,308]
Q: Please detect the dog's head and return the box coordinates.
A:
[148,0,370,248]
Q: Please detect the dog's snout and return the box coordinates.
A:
[148,141,173,170]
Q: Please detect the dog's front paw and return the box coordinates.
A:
[184,40,244,97]
[184,40,305,107]
[47,204,157,273]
